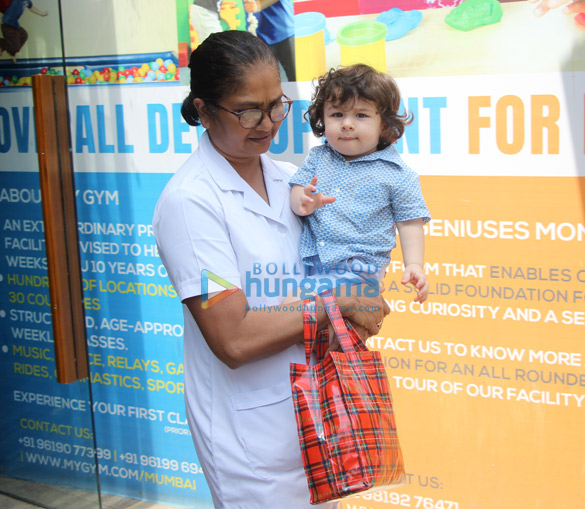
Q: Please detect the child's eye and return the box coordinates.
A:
[356,113,369,118]
[331,112,343,118]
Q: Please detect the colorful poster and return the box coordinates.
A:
[1,0,584,507]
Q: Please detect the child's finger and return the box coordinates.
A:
[304,185,317,196]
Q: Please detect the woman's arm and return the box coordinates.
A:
[185,287,388,369]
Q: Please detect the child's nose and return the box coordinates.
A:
[341,118,354,129]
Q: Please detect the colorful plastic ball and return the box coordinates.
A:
[167,63,177,73]
[41,67,48,74]
[165,72,173,80]
[118,76,126,83]
[79,71,86,80]
[126,75,134,83]
[72,69,79,76]
[75,77,83,84]
[11,75,18,83]
[150,61,159,71]
[89,75,97,84]
[67,76,75,84]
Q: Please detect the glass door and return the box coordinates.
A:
[0,1,102,507]
[4,1,207,507]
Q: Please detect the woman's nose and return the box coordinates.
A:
[258,111,274,130]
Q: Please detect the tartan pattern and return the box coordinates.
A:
[291,291,405,504]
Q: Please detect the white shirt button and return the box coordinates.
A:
[318,241,325,247]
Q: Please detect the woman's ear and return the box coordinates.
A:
[193,98,210,129]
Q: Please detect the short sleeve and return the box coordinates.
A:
[391,171,431,224]
[153,183,241,302]
[288,147,319,187]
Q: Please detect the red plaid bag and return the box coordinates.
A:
[290,291,405,504]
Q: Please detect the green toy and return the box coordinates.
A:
[445,0,503,31]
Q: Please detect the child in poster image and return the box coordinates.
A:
[289,64,431,303]
[0,0,48,63]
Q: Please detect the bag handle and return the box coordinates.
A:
[319,291,355,353]
[302,292,368,363]
[302,297,318,364]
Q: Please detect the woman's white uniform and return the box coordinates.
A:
[153,132,335,508]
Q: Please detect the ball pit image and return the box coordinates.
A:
[0,52,179,89]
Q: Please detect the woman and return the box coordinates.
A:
[153,30,388,508]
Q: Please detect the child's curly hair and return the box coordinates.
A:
[307,64,412,149]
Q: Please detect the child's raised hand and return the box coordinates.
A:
[401,264,429,303]
[297,176,336,216]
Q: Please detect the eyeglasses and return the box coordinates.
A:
[210,95,293,129]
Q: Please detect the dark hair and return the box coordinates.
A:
[181,31,280,126]
[307,64,412,149]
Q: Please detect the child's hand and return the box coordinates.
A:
[401,264,428,303]
[530,0,585,17]
[244,0,260,13]
[296,176,336,216]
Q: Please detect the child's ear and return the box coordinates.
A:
[379,123,393,146]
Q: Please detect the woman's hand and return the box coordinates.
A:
[327,283,390,339]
